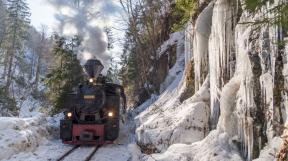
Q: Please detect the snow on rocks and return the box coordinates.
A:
[136,41,210,152]
[253,137,282,161]
[143,131,243,161]
[0,115,49,160]
[217,76,241,137]
[19,95,43,118]
[157,31,184,58]
[159,49,185,93]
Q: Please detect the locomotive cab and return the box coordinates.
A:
[60,59,126,145]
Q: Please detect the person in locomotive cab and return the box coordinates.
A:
[60,59,126,145]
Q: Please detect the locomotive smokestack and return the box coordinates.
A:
[84,59,104,79]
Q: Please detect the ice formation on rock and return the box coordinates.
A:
[193,2,213,91]
[209,0,238,129]
[136,0,288,160]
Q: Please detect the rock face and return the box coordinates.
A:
[215,1,287,160]
[135,0,288,160]
[135,31,210,152]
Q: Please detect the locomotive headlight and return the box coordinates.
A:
[108,112,113,117]
[89,78,94,83]
[67,112,72,118]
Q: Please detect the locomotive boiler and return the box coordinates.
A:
[60,59,126,145]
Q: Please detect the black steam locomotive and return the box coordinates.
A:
[60,59,126,145]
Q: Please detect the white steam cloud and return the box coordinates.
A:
[48,0,120,65]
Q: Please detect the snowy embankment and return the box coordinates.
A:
[2,112,141,161]
[0,116,49,160]
[135,29,209,153]
[0,112,65,161]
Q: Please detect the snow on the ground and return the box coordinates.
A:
[6,140,71,161]
[91,144,131,161]
[0,115,49,160]
[2,111,140,161]
[19,96,43,118]
[142,131,243,161]
[253,137,282,161]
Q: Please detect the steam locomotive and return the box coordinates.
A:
[60,59,126,145]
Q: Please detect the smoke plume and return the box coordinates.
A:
[48,0,120,65]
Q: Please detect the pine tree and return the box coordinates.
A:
[44,35,83,114]
[3,0,30,92]
[106,58,120,83]
[244,0,288,31]
[0,0,8,51]
[33,26,49,92]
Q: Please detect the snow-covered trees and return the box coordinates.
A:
[26,26,50,93]
[0,0,54,116]
[0,0,8,51]
[3,0,30,91]
[119,0,180,105]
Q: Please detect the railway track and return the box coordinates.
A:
[56,145,100,161]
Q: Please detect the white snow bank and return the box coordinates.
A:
[158,31,184,58]
[5,111,138,161]
[143,130,243,161]
[6,140,71,161]
[46,113,64,139]
[91,144,131,161]
[253,137,282,161]
[0,116,49,160]
[159,32,185,93]
[136,66,210,152]
[135,51,185,129]
[136,11,211,151]
[19,96,42,118]
[217,76,241,136]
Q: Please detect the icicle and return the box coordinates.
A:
[193,2,213,91]
[184,20,194,66]
[209,0,237,128]
[236,78,254,161]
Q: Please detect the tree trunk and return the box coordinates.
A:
[5,52,14,92]
[2,51,9,79]
[33,55,41,92]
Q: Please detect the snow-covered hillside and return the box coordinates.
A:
[0,47,48,117]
